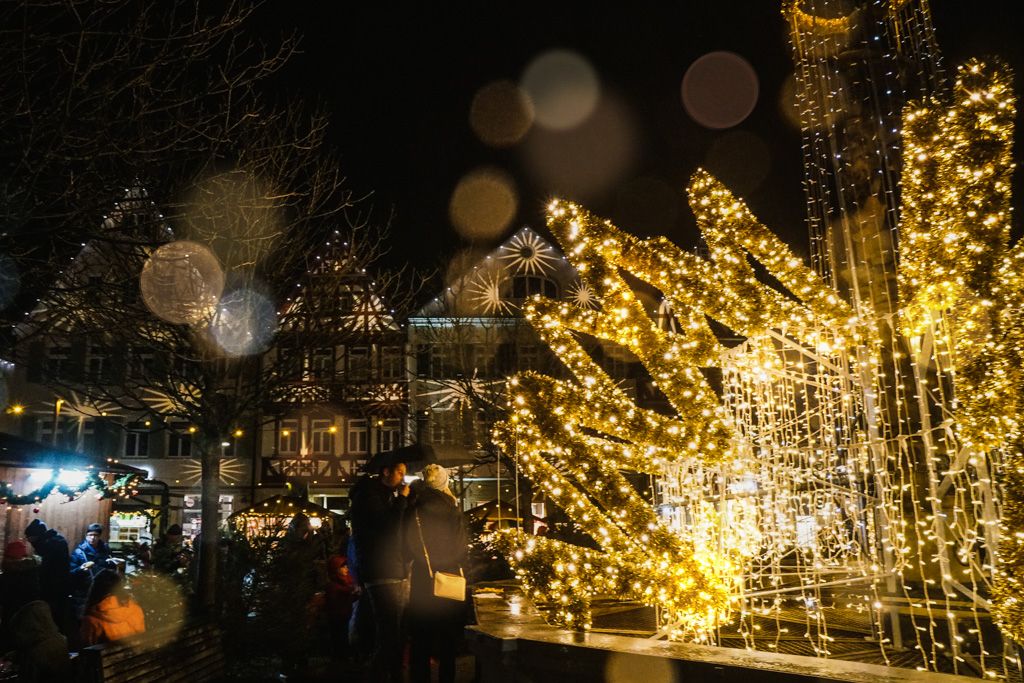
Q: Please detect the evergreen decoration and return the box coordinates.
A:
[0,470,141,506]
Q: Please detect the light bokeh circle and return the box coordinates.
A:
[140,241,224,325]
[522,50,601,130]
[682,51,759,130]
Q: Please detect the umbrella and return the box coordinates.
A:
[362,443,439,473]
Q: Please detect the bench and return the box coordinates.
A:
[76,621,225,683]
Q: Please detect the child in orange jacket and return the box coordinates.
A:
[80,569,146,646]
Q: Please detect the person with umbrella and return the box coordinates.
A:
[348,448,417,683]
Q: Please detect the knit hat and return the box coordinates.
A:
[87,523,103,534]
[421,463,449,491]
[2,540,39,572]
[24,519,47,538]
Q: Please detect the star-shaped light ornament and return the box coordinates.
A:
[494,59,1024,648]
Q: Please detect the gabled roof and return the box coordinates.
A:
[416,226,587,318]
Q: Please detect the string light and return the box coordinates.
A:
[493,57,1021,678]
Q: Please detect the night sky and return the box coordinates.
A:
[264,2,1024,275]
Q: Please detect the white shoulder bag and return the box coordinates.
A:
[416,511,466,601]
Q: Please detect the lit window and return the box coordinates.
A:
[279,419,299,454]
[311,419,334,455]
[347,419,368,454]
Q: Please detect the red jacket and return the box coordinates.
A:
[325,571,356,628]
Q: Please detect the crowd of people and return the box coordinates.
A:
[0,519,181,681]
[2,457,472,682]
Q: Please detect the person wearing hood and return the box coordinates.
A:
[24,519,71,633]
[79,569,145,646]
[324,554,357,660]
[403,464,467,683]
[0,541,72,681]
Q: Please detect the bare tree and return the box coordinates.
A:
[0,0,420,611]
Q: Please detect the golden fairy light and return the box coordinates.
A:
[493,57,1023,677]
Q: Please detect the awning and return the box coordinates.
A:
[0,432,147,478]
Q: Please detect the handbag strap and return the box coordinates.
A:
[414,511,434,578]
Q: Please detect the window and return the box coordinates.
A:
[45,344,72,379]
[381,346,404,380]
[347,419,368,454]
[131,348,157,380]
[511,276,558,299]
[346,346,370,380]
[125,430,150,458]
[472,410,493,448]
[168,427,192,457]
[279,419,299,454]
[473,344,499,378]
[379,419,401,452]
[338,292,355,315]
[39,417,77,451]
[430,413,457,446]
[87,343,109,382]
[310,348,335,379]
[311,419,335,455]
[429,345,458,379]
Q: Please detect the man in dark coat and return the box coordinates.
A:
[349,459,410,683]
[24,519,72,633]
[69,523,114,618]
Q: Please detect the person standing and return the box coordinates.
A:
[403,464,467,683]
[23,519,71,633]
[151,524,191,581]
[324,554,357,662]
[349,457,411,683]
[70,523,114,619]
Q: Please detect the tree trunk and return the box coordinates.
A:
[197,438,221,614]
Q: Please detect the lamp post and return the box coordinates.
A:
[52,398,64,447]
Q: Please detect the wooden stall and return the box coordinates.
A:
[0,432,146,552]
[227,494,337,540]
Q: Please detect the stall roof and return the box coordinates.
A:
[228,494,336,520]
[464,498,526,522]
[0,432,147,478]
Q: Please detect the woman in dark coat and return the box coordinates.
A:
[402,464,468,683]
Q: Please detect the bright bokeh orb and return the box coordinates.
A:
[449,168,518,241]
[521,50,600,130]
[140,241,224,325]
[209,288,277,356]
[682,51,759,130]
[470,80,535,147]
[0,253,19,311]
[129,572,187,651]
[778,72,802,130]
[522,95,638,202]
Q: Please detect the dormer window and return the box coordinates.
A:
[511,275,558,299]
